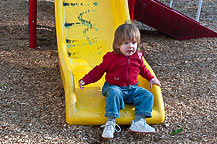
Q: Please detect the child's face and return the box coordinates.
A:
[119,40,137,56]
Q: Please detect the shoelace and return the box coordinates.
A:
[101,122,121,132]
[137,119,146,127]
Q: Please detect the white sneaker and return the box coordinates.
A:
[101,121,121,138]
[129,119,155,133]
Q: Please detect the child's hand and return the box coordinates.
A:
[79,80,85,90]
[150,78,161,89]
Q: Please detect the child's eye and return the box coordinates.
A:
[132,41,137,44]
[122,41,137,45]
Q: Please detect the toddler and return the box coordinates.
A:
[79,22,161,138]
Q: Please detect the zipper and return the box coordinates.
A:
[127,56,130,85]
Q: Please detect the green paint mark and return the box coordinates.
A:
[66,44,70,49]
[77,10,98,45]
[93,2,99,6]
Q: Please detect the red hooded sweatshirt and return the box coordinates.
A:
[81,51,154,86]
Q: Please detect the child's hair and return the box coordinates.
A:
[113,22,140,54]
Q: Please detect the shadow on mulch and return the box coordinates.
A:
[0,24,56,50]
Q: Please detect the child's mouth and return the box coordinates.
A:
[127,50,133,53]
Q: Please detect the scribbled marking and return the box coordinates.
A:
[63,1,100,56]
[77,10,98,44]
[63,2,99,7]
[63,2,70,6]
[66,37,98,48]
[93,2,99,6]
[65,22,81,28]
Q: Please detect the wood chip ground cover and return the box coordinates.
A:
[0,0,216,143]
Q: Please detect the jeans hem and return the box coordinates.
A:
[105,113,119,118]
[135,112,152,118]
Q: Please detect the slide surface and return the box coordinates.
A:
[55,0,165,125]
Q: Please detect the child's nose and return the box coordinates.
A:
[128,42,133,46]
[129,42,134,47]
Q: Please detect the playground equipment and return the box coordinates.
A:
[169,0,203,22]
[55,0,164,125]
[29,0,37,48]
[128,0,217,40]
[29,0,217,48]
[29,0,216,125]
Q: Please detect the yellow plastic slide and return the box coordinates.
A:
[55,0,165,125]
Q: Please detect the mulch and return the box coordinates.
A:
[0,0,216,143]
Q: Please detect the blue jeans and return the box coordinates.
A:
[102,82,154,118]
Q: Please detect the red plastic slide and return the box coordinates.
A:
[128,0,217,40]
